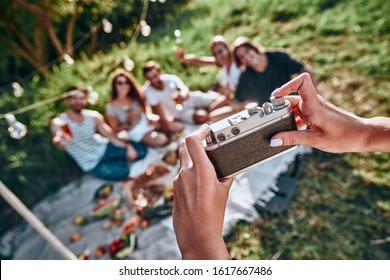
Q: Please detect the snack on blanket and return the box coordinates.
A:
[70,232,81,243]
[94,183,113,201]
[109,233,136,259]
[162,150,178,166]
[124,165,172,207]
[162,142,179,166]
[73,215,88,226]
[91,195,121,218]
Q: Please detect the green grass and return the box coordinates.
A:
[1,0,389,259]
[227,151,390,259]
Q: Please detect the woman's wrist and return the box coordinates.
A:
[360,116,390,152]
[181,234,230,260]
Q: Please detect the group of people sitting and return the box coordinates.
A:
[51,35,316,181]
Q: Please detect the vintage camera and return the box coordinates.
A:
[205,96,297,179]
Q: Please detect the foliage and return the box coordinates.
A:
[0,0,389,259]
[0,0,189,85]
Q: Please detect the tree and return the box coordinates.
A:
[0,0,117,73]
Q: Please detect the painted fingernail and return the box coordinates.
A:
[270,138,283,147]
[200,123,209,129]
[271,88,281,96]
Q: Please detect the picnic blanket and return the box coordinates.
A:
[0,133,309,259]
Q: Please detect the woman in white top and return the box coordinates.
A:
[105,69,168,147]
[175,35,242,97]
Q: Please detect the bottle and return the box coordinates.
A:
[173,29,184,57]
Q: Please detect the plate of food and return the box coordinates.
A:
[122,164,177,209]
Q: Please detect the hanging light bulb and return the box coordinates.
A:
[140,20,151,37]
[102,18,113,33]
[86,85,99,105]
[158,0,166,3]
[174,29,181,39]
[63,54,74,65]
[173,29,184,56]
[150,0,157,2]
[123,55,135,72]
[12,82,24,97]
[5,114,27,139]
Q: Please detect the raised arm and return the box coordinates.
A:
[175,51,216,66]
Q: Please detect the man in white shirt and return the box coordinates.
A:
[142,61,229,133]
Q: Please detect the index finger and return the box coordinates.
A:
[184,124,211,167]
[273,73,319,104]
[178,139,192,170]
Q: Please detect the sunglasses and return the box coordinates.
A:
[116,80,130,85]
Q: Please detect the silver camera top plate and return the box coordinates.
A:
[205,98,292,149]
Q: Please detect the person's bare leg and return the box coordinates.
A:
[208,102,246,123]
[141,131,169,147]
[208,94,229,111]
[193,109,209,124]
[168,121,185,133]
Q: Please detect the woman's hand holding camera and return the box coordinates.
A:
[172,125,233,259]
[270,73,390,153]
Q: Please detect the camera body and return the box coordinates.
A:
[205,96,297,179]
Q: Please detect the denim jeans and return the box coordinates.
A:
[90,141,147,181]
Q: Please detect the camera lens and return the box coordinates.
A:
[231,127,240,135]
[217,133,226,142]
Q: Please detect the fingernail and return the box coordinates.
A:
[271,88,281,96]
[270,138,283,147]
[200,123,209,129]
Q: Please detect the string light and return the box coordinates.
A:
[158,0,166,3]
[102,18,113,33]
[12,82,24,97]
[0,17,112,92]
[140,20,151,37]
[173,29,184,55]
[123,55,135,71]
[174,29,183,47]
[5,114,27,139]
[174,29,181,38]
[1,1,151,140]
[63,54,75,65]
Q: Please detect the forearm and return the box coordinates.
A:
[179,54,215,65]
[360,116,390,152]
[152,105,170,132]
[107,135,128,148]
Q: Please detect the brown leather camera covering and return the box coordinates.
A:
[206,115,297,178]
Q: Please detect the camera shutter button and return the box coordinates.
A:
[270,96,287,109]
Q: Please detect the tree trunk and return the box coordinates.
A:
[33,22,49,73]
[65,11,78,56]
[0,35,41,69]
[13,0,66,56]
